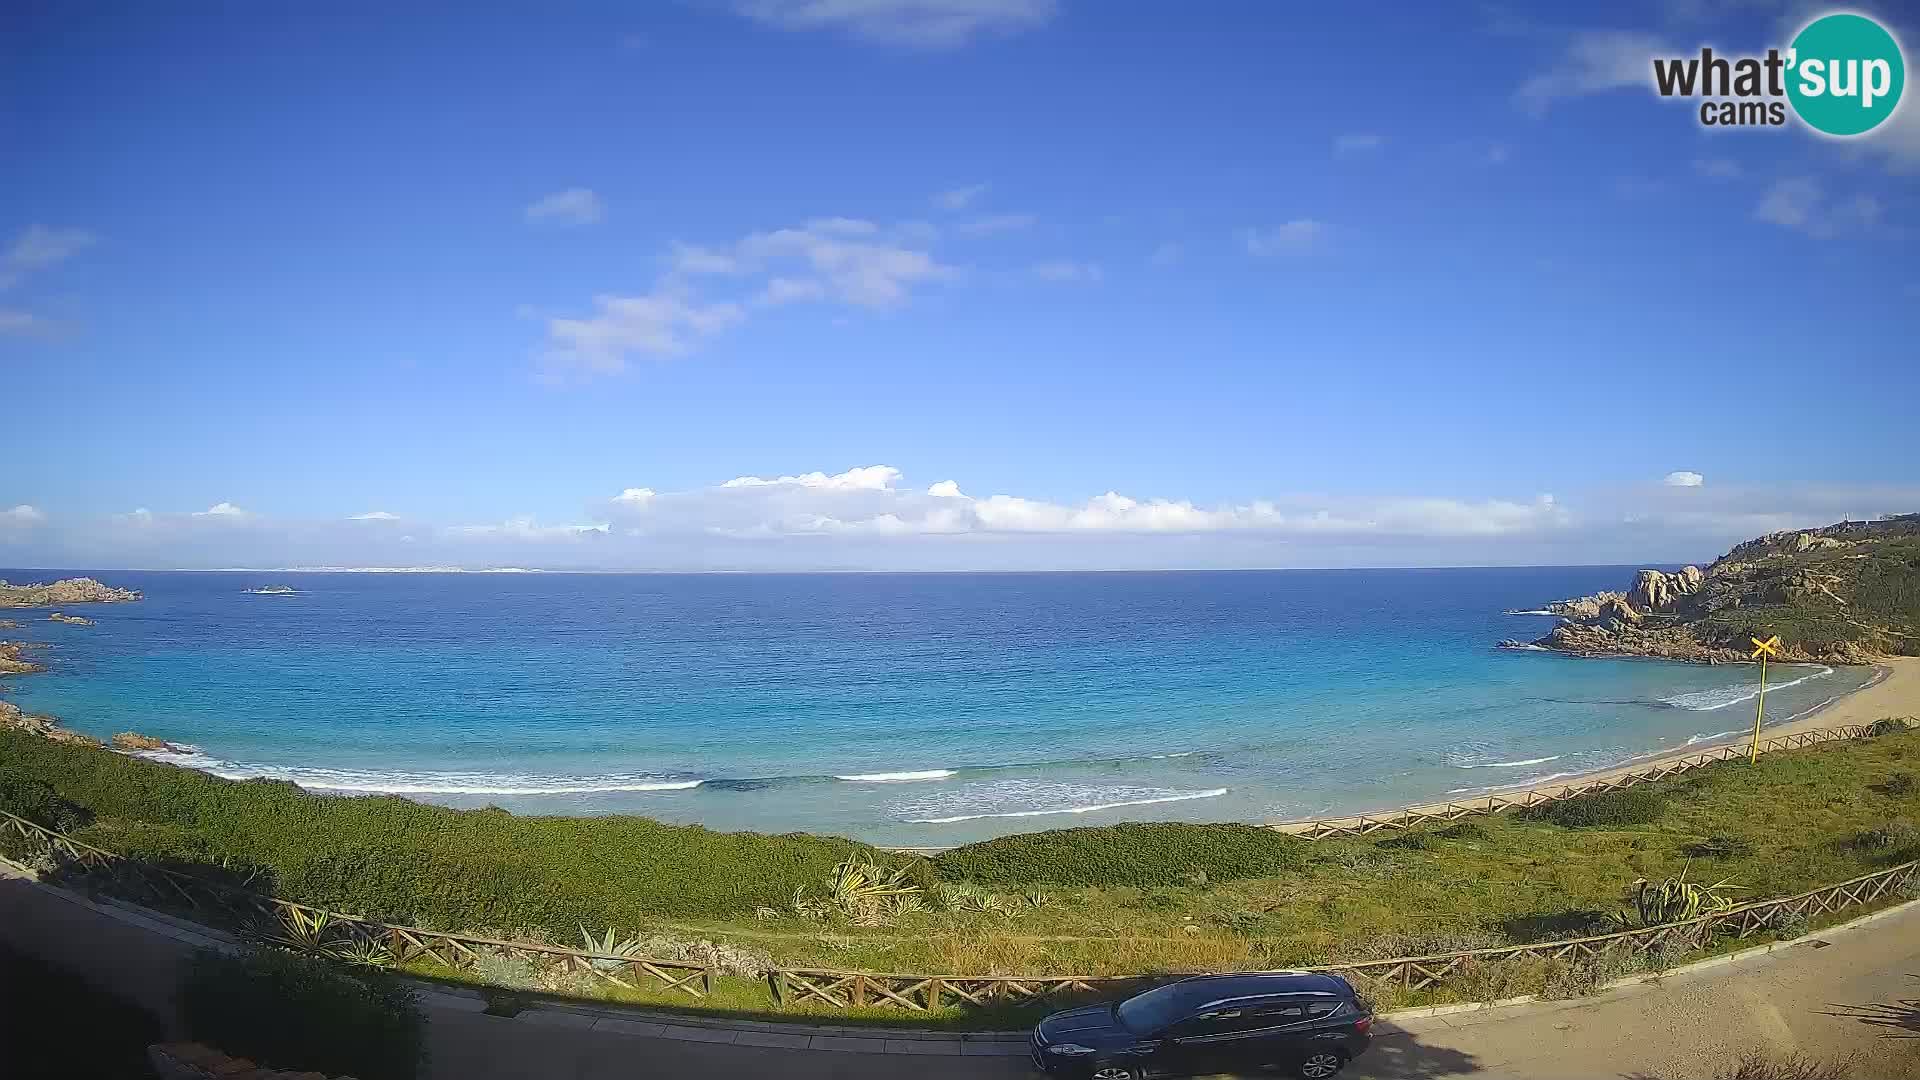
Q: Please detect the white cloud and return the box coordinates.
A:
[1664,471,1705,487]
[1333,133,1386,155]
[1,225,96,291]
[933,183,989,210]
[1754,178,1881,237]
[927,480,965,498]
[1693,157,1742,180]
[525,188,606,226]
[541,291,745,377]
[1030,259,1102,283]
[1516,30,1668,115]
[736,0,1056,47]
[1242,220,1328,257]
[0,309,50,336]
[195,502,248,518]
[613,487,656,505]
[350,511,400,521]
[721,465,901,491]
[540,216,954,378]
[447,517,610,539]
[955,213,1035,235]
[2,504,45,524]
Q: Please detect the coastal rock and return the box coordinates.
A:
[0,641,47,676]
[0,619,17,629]
[48,612,95,626]
[1627,566,1703,613]
[111,731,177,752]
[0,577,142,608]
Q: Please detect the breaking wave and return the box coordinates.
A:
[130,749,704,795]
[1661,666,1833,711]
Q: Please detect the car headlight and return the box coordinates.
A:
[1046,1043,1099,1056]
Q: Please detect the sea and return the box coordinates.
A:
[0,567,1878,847]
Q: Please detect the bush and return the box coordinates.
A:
[933,822,1308,887]
[1435,820,1489,842]
[1852,817,1920,852]
[1375,830,1435,851]
[0,730,875,926]
[1518,788,1663,828]
[1684,834,1756,859]
[182,948,425,1080]
[1879,771,1916,796]
[0,767,91,832]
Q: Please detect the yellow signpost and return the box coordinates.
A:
[1749,635,1782,764]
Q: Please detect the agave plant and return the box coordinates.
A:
[824,857,920,911]
[327,935,397,969]
[1023,888,1053,910]
[1627,863,1745,927]
[262,906,337,954]
[578,926,647,972]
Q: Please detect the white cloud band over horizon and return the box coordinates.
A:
[4,465,1914,573]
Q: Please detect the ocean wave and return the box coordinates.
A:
[1682,729,1744,747]
[1496,642,1552,651]
[892,779,1228,824]
[1452,755,1562,769]
[834,769,956,783]
[131,750,704,795]
[1502,609,1559,616]
[1661,666,1833,711]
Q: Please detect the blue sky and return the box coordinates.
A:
[2,0,1916,570]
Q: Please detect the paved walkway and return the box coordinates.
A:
[5,864,1918,1079]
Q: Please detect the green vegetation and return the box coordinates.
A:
[1695,516,1920,658]
[5,722,1920,1029]
[1518,787,1664,828]
[182,948,425,1080]
[933,821,1307,887]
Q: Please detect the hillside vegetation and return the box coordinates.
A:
[1527,515,1920,662]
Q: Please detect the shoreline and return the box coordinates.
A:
[1274,656,1920,831]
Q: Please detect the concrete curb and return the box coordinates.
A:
[5,858,1914,1056]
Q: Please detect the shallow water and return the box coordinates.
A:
[0,568,1874,845]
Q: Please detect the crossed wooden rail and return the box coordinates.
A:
[1271,723,1890,840]
[2,717,1914,1016]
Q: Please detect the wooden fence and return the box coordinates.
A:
[1273,723,1891,840]
[2,717,1915,1017]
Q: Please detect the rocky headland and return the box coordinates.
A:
[1501,515,1920,664]
[0,577,142,608]
[47,612,94,626]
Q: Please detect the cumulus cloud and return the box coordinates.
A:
[1664,471,1705,487]
[350,511,400,521]
[933,183,988,210]
[2,504,45,525]
[540,217,954,379]
[613,487,656,505]
[1755,178,1881,238]
[735,0,1056,47]
[194,502,248,518]
[721,465,901,491]
[525,188,605,226]
[1242,220,1327,257]
[1029,259,1102,283]
[1,225,96,291]
[1516,30,1668,115]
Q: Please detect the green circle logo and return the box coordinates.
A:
[1787,13,1905,136]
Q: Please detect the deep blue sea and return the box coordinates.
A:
[0,568,1876,845]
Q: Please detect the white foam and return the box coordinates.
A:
[130,749,702,795]
[1497,643,1551,651]
[1502,609,1558,616]
[1682,729,1744,747]
[897,781,1228,824]
[1661,667,1833,711]
[834,769,956,783]
[1454,755,1562,769]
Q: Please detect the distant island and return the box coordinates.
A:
[1502,515,1920,664]
[0,577,142,608]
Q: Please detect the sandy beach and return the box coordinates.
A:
[1274,656,1920,831]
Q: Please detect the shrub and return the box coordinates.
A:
[1375,830,1435,851]
[1879,771,1916,797]
[1435,820,1489,842]
[181,948,425,1080]
[0,767,91,832]
[933,822,1308,887]
[1852,817,1920,852]
[1684,834,1756,859]
[0,730,875,927]
[1519,788,1663,828]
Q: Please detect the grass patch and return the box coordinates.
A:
[932,821,1307,887]
[1517,787,1663,828]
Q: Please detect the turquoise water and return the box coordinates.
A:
[0,568,1876,845]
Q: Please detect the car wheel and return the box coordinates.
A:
[1295,1050,1347,1078]
[1087,1065,1142,1080]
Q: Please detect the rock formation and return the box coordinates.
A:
[0,577,142,608]
[47,612,94,626]
[1502,515,1920,664]
[111,731,178,752]
[0,698,98,747]
[0,641,46,676]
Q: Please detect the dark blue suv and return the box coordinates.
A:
[1030,972,1373,1079]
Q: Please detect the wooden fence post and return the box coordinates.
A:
[926,978,943,1012]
